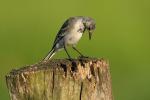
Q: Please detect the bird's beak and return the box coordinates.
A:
[89,31,92,40]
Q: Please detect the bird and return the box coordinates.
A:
[43,16,96,60]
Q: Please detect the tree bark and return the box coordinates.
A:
[6,58,113,100]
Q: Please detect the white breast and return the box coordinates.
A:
[65,32,82,45]
[64,20,83,45]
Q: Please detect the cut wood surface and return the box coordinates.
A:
[6,58,113,100]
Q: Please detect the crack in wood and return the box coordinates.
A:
[80,82,83,100]
[5,58,113,100]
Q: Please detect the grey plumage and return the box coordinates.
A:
[43,16,96,60]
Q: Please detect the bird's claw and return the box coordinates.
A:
[78,55,89,59]
[67,58,74,61]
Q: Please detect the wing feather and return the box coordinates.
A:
[52,17,74,48]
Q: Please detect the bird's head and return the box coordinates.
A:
[83,17,96,40]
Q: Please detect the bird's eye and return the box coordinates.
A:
[89,26,92,30]
[90,25,95,30]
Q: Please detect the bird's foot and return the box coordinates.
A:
[67,58,74,61]
[78,55,89,59]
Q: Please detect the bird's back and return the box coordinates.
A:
[52,17,84,48]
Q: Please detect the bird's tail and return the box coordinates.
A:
[43,49,56,61]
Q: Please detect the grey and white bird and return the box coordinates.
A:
[43,16,96,60]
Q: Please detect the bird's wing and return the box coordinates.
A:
[52,18,74,48]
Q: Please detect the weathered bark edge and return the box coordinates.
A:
[6,58,113,100]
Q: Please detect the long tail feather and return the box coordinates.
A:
[43,49,56,60]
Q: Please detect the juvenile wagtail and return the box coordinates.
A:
[43,16,96,60]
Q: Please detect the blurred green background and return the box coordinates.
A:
[0,0,150,99]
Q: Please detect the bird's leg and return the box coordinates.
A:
[64,46,73,60]
[72,47,88,58]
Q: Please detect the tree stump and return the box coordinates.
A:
[6,58,113,100]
